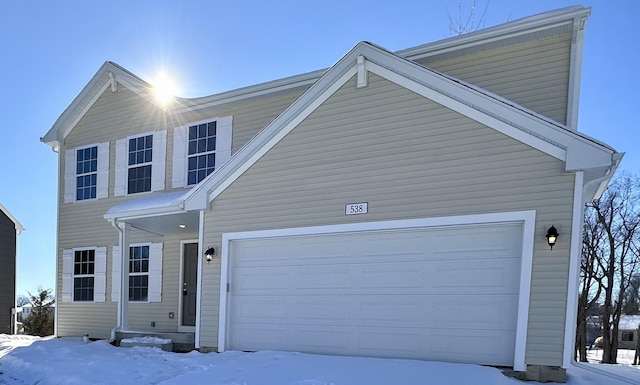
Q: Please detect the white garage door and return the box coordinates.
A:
[226,223,523,366]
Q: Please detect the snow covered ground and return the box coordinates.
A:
[0,334,638,385]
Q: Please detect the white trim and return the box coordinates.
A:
[195,210,205,348]
[178,239,198,333]
[151,130,167,192]
[62,82,112,141]
[564,171,585,368]
[218,210,535,371]
[172,125,188,188]
[566,15,587,129]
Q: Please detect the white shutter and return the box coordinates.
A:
[64,149,76,203]
[151,131,166,192]
[62,249,73,302]
[216,115,233,167]
[172,125,187,188]
[96,143,110,199]
[148,242,163,302]
[94,247,107,302]
[114,138,127,196]
[111,245,121,302]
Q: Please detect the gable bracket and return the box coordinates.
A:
[356,55,368,88]
[109,72,118,92]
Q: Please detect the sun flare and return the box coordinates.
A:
[152,71,177,105]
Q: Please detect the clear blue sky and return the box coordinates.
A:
[1,1,637,297]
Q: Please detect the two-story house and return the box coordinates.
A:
[0,203,24,334]
[41,6,622,382]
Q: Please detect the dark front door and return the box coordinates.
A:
[182,243,198,327]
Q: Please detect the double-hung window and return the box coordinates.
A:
[128,245,149,301]
[111,243,163,303]
[73,249,95,301]
[127,135,153,194]
[115,131,166,196]
[61,247,107,303]
[172,116,233,188]
[76,146,97,200]
[64,143,109,203]
[187,121,217,185]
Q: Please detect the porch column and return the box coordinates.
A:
[117,221,130,330]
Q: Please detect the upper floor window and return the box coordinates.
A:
[188,122,217,185]
[64,143,109,203]
[114,131,166,196]
[76,146,98,200]
[127,135,153,194]
[172,116,233,188]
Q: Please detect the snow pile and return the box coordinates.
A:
[120,336,172,345]
[0,335,638,385]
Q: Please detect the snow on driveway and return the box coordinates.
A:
[0,335,638,385]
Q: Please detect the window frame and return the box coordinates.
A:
[126,134,154,195]
[64,142,109,203]
[186,120,218,186]
[621,331,634,342]
[128,243,151,302]
[75,145,98,201]
[72,248,96,302]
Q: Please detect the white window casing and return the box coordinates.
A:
[61,249,73,301]
[216,116,233,166]
[96,143,110,199]
[63,150,76,203]
[114,131,167,195]
[111,245,121,302]
[114,139,127,197]
[151,130,166,192]
[94,247,107,302]
[148,242,163,302]
[61,247,106,302]
[172,116,233,188]
[172,125,187,188]
[65,143,109,202]
[111,242,162,302]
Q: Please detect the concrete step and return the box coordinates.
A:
[115,331,195,352]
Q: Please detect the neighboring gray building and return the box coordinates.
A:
[42,6,622,382]
[0,204,24,334]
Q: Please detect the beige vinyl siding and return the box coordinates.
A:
[56,83,305,337]
[200,73,574,367]
[419,34,571,125]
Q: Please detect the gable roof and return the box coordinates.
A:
[181,40,620,211]
[0,203,24,235]
[43,6,592,153]
[40,61,158,151]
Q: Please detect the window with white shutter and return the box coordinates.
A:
[64,142,109,203]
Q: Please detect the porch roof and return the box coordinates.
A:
[104,190,199,235]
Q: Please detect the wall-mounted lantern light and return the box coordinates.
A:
[204,247,216,264]
[546,225,559,250]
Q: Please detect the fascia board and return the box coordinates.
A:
[42,62,158,147]
[172,70,324,115]
[362,45,614,172]
[398,6,590,60]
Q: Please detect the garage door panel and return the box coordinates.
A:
[227,222,523,367]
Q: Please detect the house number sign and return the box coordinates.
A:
[345,202,368,215]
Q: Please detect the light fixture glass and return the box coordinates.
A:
[179,224,186,228]
[204,247,216,263]
[546,225,559,250]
